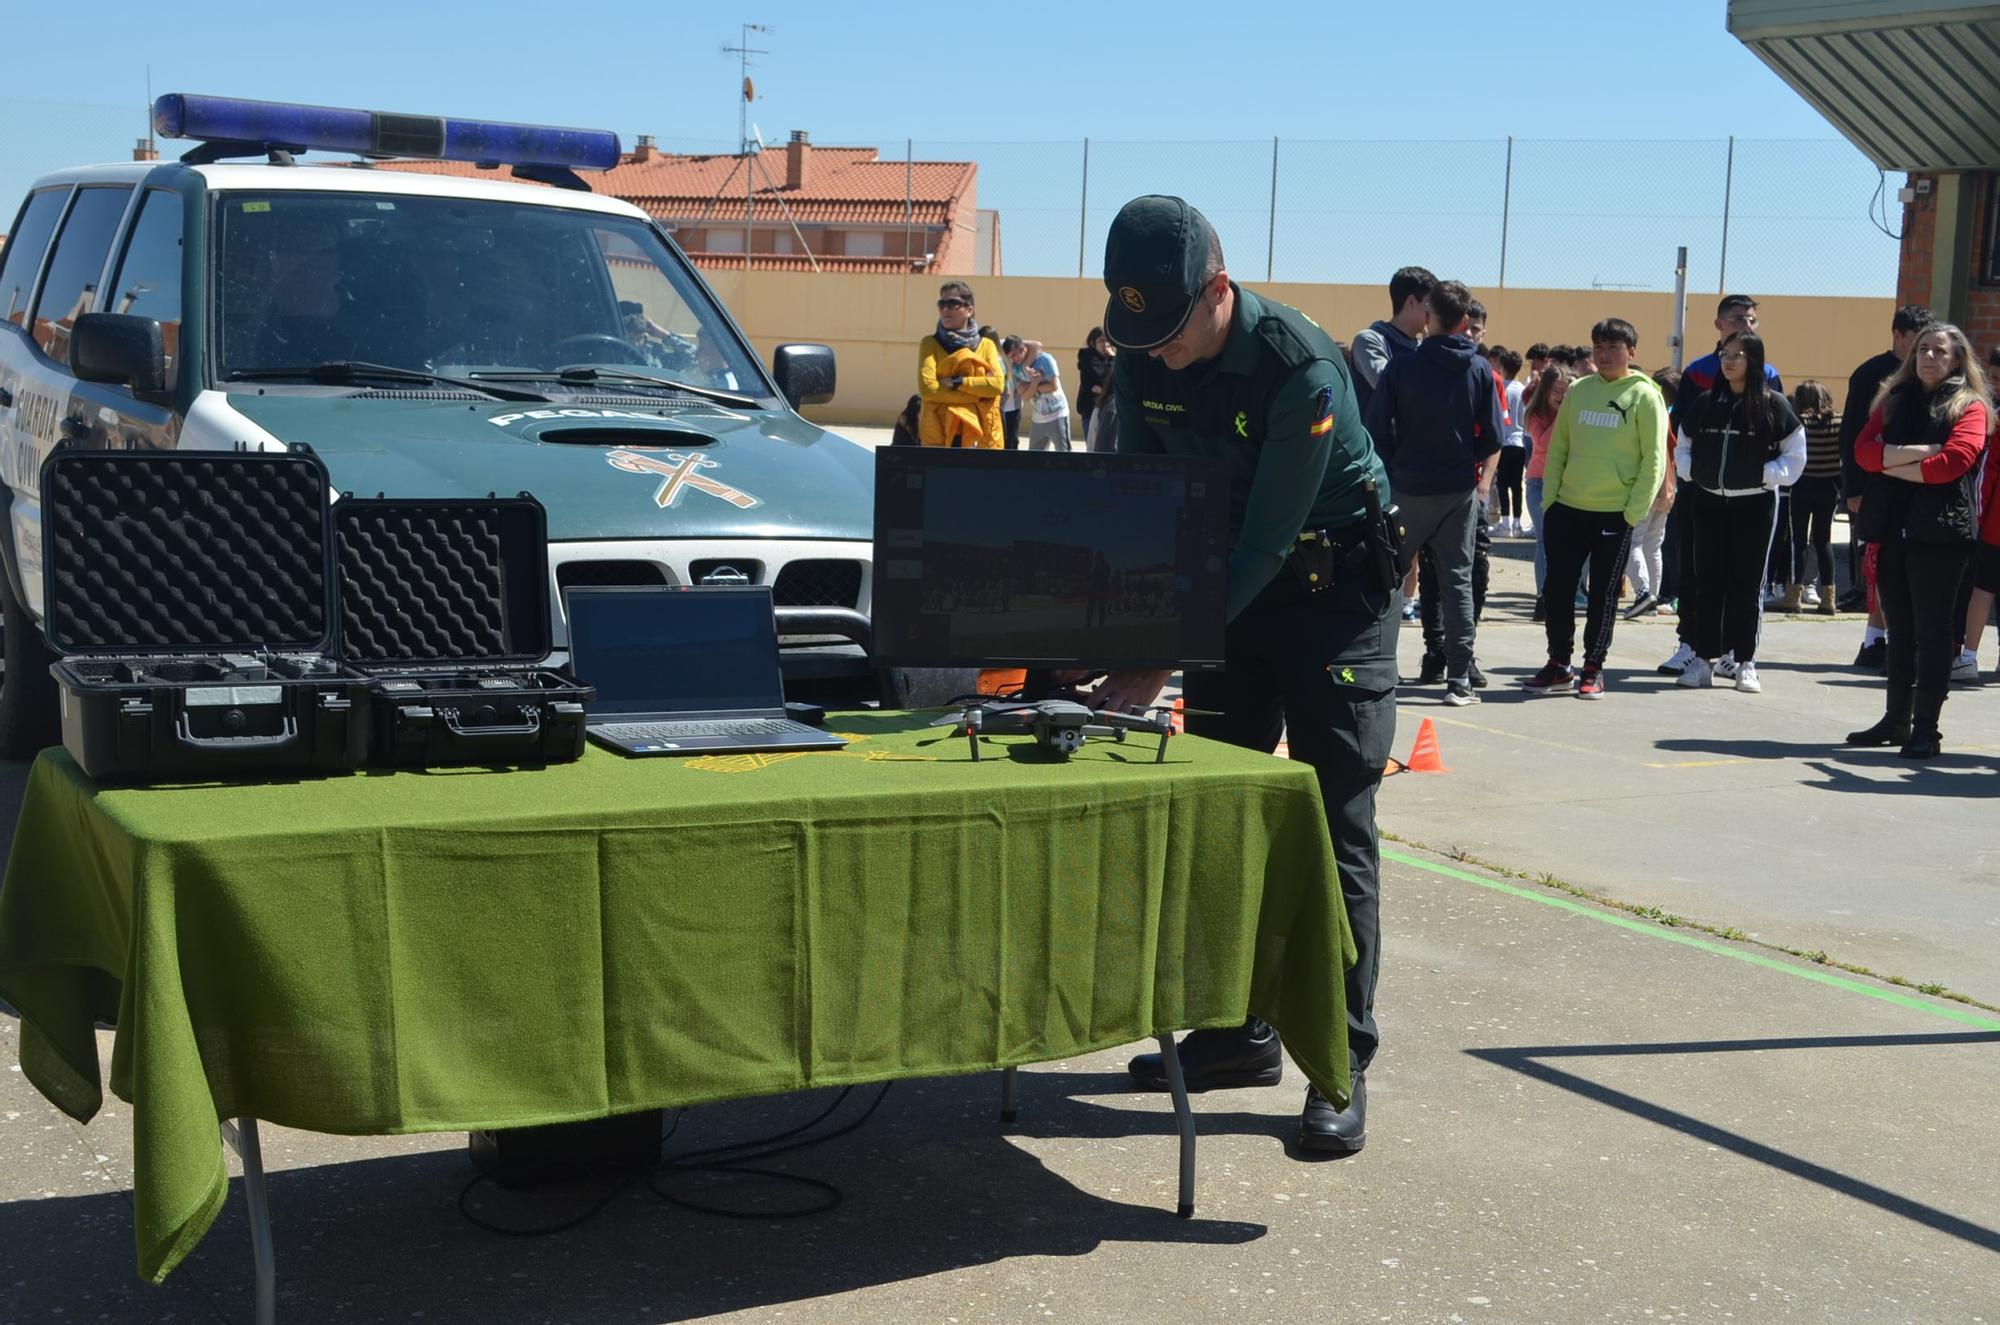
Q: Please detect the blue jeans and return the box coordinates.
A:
[1527,477,1547,592]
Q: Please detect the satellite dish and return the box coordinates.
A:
[743,76,754,103]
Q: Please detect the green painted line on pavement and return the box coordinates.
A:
[1381,848,2000,1032]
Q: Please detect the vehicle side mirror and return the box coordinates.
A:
[70,313,168,398]
[772,343,835,409]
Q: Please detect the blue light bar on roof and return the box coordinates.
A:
[152,93,622,170]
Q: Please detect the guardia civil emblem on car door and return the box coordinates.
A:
[605,449,761,510]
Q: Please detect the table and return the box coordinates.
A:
[0,711,1354,1293]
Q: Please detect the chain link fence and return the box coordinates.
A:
[0,98,1900,298]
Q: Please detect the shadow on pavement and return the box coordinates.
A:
[1467,1032,2000,1255]
[0,1072,1268,1324]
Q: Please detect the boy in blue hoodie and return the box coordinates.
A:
[1365,280,1504,705]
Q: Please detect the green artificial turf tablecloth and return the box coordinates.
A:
[0,711,1352,1282]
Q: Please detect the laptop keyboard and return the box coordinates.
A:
[597,718,811,741]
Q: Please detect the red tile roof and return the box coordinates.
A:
[369,139,981,272]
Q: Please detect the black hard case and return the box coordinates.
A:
[332,495,591,766]
[42,449,373,780]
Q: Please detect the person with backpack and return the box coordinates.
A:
[1672,332,1807,694]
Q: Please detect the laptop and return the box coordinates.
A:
[563,585,847,757]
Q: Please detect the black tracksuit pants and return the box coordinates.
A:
[1541,501,1634,668]
[1184,570,1398,1076]
[1689,485,1780,662]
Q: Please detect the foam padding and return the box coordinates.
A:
[335,500,548,662]
[43,452,331,653]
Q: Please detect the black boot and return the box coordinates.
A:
[1899,689,1946,759]
[1299,1072,1366,1153]
[1128,1017,1282,1092]
[1846,686,1912,746]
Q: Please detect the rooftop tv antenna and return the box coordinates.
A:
[722,23,771,267]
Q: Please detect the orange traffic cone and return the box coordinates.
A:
[1171,696,1185,733]
[1403,717,1447,773]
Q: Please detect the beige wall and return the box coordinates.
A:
[705,270,1895,427]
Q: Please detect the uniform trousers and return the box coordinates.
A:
[1184,569,1398,1075]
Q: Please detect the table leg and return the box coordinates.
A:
[220,1118,277,1325]
[1155,1034,1196,1218]
[1000,1065,1018,1124]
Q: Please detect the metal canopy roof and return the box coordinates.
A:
[1729,0,2000,170]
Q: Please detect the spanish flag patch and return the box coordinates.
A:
[1309,383,1336,436]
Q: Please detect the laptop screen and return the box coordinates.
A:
[564,586,785,717]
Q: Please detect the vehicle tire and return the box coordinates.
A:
[881,667,981,711]
[0,571,61,761]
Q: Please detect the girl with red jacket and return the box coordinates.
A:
[1846,323,1994,758]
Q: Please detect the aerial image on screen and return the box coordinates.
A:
[873,451,1228,669]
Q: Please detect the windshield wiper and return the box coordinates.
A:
[471,365,758,406]
[224,361,551,403]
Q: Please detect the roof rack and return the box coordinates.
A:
[152,93,621,192]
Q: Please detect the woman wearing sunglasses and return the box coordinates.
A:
[917,282,1007,448]
[1847,322,1993,758]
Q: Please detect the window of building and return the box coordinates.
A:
[844,231,886,258]
[706,229,745,253]
[30,185,131,364]
[106,189,183,391]
[0,189,68,331]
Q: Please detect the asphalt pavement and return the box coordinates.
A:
[3,522,1999,1323]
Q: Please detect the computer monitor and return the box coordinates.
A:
[871,448,1229,671]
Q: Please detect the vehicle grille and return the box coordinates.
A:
[556,560,669,591]
[773,559,862,608]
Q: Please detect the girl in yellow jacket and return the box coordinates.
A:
[918,282,1006,448]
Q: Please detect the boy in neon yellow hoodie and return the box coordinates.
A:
[1521,317,1667,698]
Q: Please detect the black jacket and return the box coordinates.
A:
[1856,381,1979,546]
[1362,332,1503,497]
[1684,388,1801,492]
[1840,349,1901,499]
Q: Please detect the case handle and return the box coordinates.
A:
[173,714,304,753]
[441,710,543,739]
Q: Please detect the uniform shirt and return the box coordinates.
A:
[1115,285,1388,622]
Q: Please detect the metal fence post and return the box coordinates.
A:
[1671,245,1689,371]
[1498,136,1514,289]
[1077,137,1090,279]
[1718,135,1735,293]
[1267,136,1279,282]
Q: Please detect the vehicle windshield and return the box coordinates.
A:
[213,190,766,395]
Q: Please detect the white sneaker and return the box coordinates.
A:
[1951,652,1982,683]
[1678,657,1715,688]
[1657,642,1697,675]
[1735,661,1761,693]
[1715,652,1740,681]
[1801,584,1822,606]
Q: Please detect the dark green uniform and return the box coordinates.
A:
[1115,284,1398,1078]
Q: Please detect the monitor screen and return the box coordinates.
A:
[563,585,784,716]
[871,448,1229,670]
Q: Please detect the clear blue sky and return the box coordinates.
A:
[2,1,1898,293]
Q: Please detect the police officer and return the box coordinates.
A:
[1091,196,1397,1153]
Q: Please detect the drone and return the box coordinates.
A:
[928,697,1211,763]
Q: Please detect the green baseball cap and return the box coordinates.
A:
[1102,195,1216,351]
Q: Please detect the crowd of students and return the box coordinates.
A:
[1344,267,2000,757]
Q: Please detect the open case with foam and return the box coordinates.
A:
[333,494,591,766]
[42,448,374,780]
